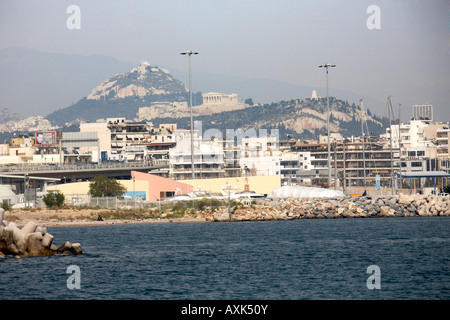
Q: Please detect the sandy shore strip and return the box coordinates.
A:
[4,194,449,228]
[2,208,208,228]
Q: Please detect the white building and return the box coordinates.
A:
[280,151,313,185]
[381,118,443,174]
[169,129,225,180]
[383,119,438,157]
[80,121,112,157]
[239,136,280,176]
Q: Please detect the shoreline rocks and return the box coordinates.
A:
[1,208,82,258]
[197,193,450,222]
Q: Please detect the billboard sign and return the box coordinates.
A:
[35,132,56,145]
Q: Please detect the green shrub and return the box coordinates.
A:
[43,191,65,208]
[1,200,12,211]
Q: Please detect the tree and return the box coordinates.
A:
[244,98,254,106]
[89,176,127,197]
[43,191,65,208]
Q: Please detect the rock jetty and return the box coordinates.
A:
[199,194,450,222]
[0,208,82,258]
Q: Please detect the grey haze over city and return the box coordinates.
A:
[0,0,448,123]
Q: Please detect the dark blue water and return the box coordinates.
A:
[1,217,449,300]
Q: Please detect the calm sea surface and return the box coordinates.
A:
[1,217,449,300]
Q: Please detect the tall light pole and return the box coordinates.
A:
[222,184,237,220]
[180,50,198,179]
[318,63,336,188]
[398,103,402,194]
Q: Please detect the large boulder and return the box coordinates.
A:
[57,241,83,255]
[41,233,54,248]
[0,220,82,258]
[9,223,28,253]
[0,226,20,256]
[379,206,395,217]
[26,232,53,257]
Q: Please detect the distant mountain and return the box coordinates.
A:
[0,107,22,123]
[44,57,389,138]
[1,48,391,124]
[1,48,393,137]
[86,61,187,101]
[46,61,191,126]
[0,47,133,117]
[150,97,389,140]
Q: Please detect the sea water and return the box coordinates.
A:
[1,217,449,300]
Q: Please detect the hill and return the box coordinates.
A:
[150,97,389,140]
[42,59,388,138]
[46,61,193,126]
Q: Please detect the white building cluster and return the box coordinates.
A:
[1,104,449,193]
[381,118,450,174]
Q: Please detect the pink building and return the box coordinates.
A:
[131,171,193,201]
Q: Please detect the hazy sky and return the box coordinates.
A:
[1,0,449,120]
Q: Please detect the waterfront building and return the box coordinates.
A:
[382,118,450,179]
[280,151,318,186]
[291,138,399,188]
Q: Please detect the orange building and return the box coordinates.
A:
[131,171,193,201]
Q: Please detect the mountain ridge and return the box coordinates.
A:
[45,61,191,126]
[150,97,389,140]
[42,60,389,139]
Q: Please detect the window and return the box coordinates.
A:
[417,151,425,157]
[411,162,422,167]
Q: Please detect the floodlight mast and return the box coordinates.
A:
[318,63,336,188]
[180,51,199,179]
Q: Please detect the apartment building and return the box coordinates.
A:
[382,119,450,174]
[239,135,280,177]
[169,129,225,180]
[291,138,399,188]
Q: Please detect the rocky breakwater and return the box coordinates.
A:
[0,208,82,258]
[202,193,450,222]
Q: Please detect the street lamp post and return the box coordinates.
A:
[318,63,336,188]
[398,103,402,195]
[222,184,237,220]
[180,51,198,180]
